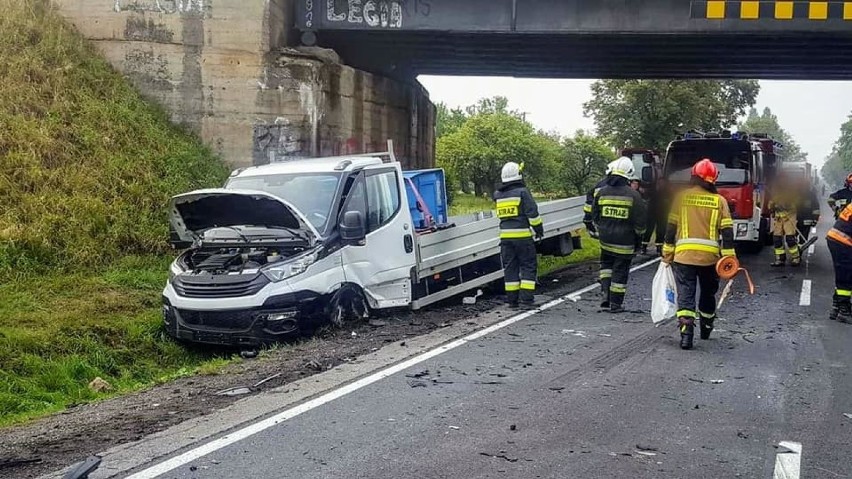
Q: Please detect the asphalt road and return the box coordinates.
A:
[116,220,852,479]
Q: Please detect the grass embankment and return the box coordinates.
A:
[0,0,231,426]
[449,194,600,275]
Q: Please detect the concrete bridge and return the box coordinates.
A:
[57,1,852,167]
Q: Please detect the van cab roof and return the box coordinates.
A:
[230,156,385,178]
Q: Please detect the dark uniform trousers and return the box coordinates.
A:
[502,239,538,304]
[599,251,632,307]
[828,238,852,306]
[674,263,720,320]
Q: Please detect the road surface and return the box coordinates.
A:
[71,220,852,479]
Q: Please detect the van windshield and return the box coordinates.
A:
[226,173,342,231]
[665,141,752,186]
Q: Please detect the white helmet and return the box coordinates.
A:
[609,157,635,179]
[501,162,523,183]
[605,159,618,175]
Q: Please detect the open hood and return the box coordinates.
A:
[169,189,319,244]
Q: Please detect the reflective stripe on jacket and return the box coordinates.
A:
[493,182,543,240]
[591,179,647,256]
[828,188,852,218]
[663,185,735,266]
[828,203,852,247]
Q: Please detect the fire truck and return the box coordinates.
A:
[662,131,782,253]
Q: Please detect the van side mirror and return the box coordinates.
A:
[340,210,366,243]
[641,166,654,184]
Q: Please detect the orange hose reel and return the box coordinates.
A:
[716,256,755,295]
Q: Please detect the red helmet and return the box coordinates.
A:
[692,158,719,184]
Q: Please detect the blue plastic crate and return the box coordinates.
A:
[403,169,448,230]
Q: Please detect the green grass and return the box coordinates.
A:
[0,256,242,427]
[0,0,229,278]
[0,0,233,426]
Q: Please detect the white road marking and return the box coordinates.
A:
[808,227,817,255]
[125,258,662,479]
[568,257,662,302]
[800,280,812,307]
[773,441,802,479]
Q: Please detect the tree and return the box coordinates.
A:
[560,131,615,196]
[435,102,467,138]
[738,107,807,162]
[437,112,556,197]
[583,80,760,151]
[822,113,852,188]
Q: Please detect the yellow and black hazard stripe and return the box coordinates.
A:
[692,1,852,20]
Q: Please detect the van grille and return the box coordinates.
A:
[175,309,257,330]
[173,273,269,298]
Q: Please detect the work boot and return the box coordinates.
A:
[699,316,715,340]
[770,257,786,267]
[609,303,626,314]
[678,317,695,350]
[600,300,611,309]
[790,257,801,267]
[829,306,839,321]
[838,303,852,324]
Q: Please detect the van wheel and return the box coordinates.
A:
[326,286,369,328]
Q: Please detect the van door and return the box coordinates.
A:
[339,164,416,308]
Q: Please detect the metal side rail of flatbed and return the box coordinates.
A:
[410,196,586,309]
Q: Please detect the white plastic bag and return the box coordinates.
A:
[651,262,677,324]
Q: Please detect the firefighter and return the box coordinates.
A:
[591,157,647,313]
[769,173,802,267]
[828,198,852,323]
[494,162,544,308]
[828,173,852,219]
[583,160,618,239]
[661,159,735,350]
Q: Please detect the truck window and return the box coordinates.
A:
[366,170,401,232]
[665,142,752,186]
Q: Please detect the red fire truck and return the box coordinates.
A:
[662,131,782,253]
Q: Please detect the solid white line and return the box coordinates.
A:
[773,441,802,479]
[799,280,812,307]
[126,257,663,479]
[568,257,662,302]
[808,227,817,255]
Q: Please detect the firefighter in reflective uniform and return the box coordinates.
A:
[591,157,647,313]
[662,159,736,350]
[828,173,852,219]
[494,162,544,308]
[828,200,852,323]
[583,160,618,239]
[769,174,802,267]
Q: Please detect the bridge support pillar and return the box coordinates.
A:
[56,0,434,168]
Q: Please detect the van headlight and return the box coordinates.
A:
[168,258,186,282]
[262,250,319,282]
[736,223,749,238]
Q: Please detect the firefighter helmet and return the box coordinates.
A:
[610,157,635,179]
[692,159,719,184]
[501,162,522,183]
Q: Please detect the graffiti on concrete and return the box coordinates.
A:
[253,119,305,165]
[114,0,206,14]
[320,0,433,28]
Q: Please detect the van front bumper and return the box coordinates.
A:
[162,291,324,347]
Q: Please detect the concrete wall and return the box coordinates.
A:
[55,0,435,168]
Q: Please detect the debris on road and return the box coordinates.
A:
[405,370,430,379]
[711,380,725,384]
[636,444,659,452]
[215,387,251,397]
[510,424,517,431]
[239,349,258,359]
[480,452,519,463]
[368,319,389,327]
[253,373,283,388]
[843,413,852,419]
[407,379,428,388]
[463,289,484,305]
[448,426,460,430]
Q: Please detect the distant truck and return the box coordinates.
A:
[662,131,782,253]
[163,144,584,346]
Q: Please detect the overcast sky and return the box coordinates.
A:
[418,76,852,169]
